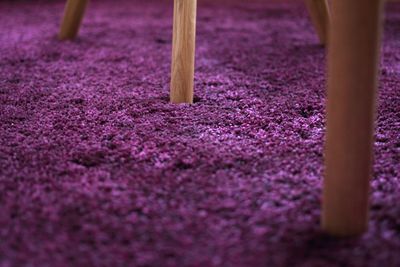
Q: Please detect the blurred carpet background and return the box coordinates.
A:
[0,0,399,266]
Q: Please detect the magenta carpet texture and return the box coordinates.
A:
[0,0,399,266]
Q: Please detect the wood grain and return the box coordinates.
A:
[59,0,88,40]
[322,0,384,236]
[170,0,197,104]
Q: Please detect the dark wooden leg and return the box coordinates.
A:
[322,0,384,236]
[59,0,89,40]
[305,0,330,45]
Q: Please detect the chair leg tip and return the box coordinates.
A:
[321,221,368,237]
[169,96,193,104]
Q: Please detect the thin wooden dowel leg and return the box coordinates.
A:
[322,0,384,236]
[59,0,89,40]
[305,0,330,45]
[170,0,197,104]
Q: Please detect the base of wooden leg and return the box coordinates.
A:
[170,0,197,104]
[59,0,89,40]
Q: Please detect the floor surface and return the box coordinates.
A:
[0,0,399,266]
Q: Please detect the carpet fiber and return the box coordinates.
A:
[0,0,399,266]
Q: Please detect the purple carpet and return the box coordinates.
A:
[0,0,399,266]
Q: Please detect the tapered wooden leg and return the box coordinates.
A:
[59,0,89,40]
[322,0,384,236]
[305,0,330,45]
[170,0,197,104]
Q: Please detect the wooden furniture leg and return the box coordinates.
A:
[305,0,330,45]
[59,0,89,40]
[170,0,197,104]
[322,0,384,236]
